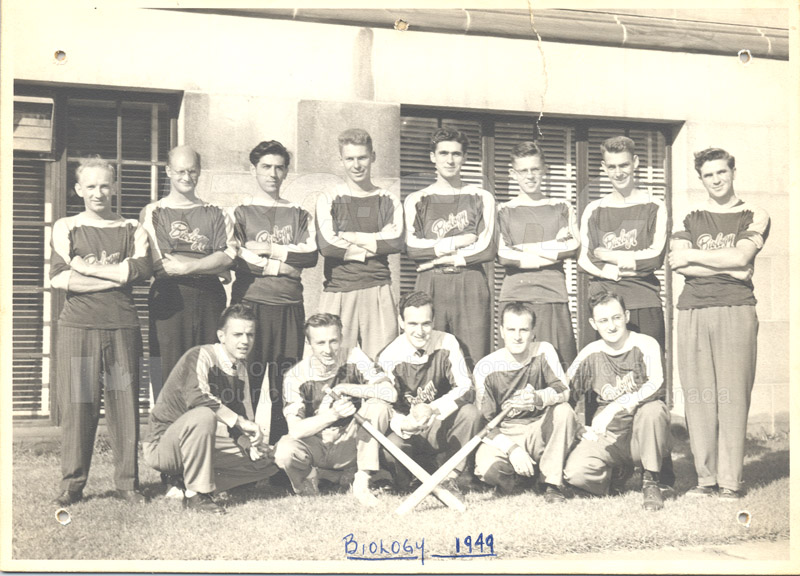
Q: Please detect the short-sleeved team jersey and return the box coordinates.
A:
[230,197,318,305]
[579,194,667,309]
[50,213,150,329]
[474,342,568,432]
[146,343,269,444]
[404,183,496,267]
[139,198,237,280]
[497,196,578,303]
[568,331,663,436]
[315,184,403,293]
[283,346,389,429]
[378,331,474,419]
[673,199,770,309]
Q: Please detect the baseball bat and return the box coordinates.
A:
[395,404,514,516]
[323,386,465,512]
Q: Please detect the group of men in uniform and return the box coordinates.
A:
[51,126,769,516]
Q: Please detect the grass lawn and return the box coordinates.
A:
[11,426,789,562]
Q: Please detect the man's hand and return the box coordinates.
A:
[555,226,573,242]
[594,247,618,264]
[586,406,616,439]
[508,446,536,477]
[417,254,457,272]
[398,413,433,436]
[70,255,91,275]
[667,249,691,269]
[730,266,754,281]
[161,253,193,276]
[237,417,264,447]
[600,264,621,281]
[502,385,542,412]
[278,262,302,279]
[330,397,357,419]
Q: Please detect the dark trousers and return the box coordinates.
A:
[243,300,305,445]
[416,267,490,369]
[57,325,142,493]
[149,278,226,400]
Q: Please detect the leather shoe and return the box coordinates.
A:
[183,493,226,514]
[642,483,664,511]
[114,489,146,504]
[53,490,82,506]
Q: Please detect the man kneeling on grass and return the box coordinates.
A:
[473,302,579,503]
[143,304,277,515]
[274,313,395,507]
[563,291,670,511]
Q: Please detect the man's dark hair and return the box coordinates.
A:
[693,147,735,175]
[249,140,291,169]
[218,303,257,330]
[501,301,536,329]
[430,126,470,154]
[588,290,627,316]
[398,291,433,320]
[304,313,343,336]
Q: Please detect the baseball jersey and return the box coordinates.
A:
[568,331,663,436]
[497,196,579,303]
[315,184,403,292]
[50,213,150,329]
[475,342,569,435]
[404,183,496,267]
[378,330,474,422]
[139,198,237,280]
[673,199,770,309]
[230,197,318,305]
[283,346,390,430]
[579,193,667,309]
[145,343,270,444]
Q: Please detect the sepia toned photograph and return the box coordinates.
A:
[1,0,796,572]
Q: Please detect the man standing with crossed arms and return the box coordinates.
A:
[669,148,769,499]
[577,135,673,487]
[404,126,496,367]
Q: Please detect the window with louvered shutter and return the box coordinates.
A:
[399,108,673,400]
[12,157,49,417]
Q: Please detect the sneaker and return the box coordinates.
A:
[353,471,379,507]
[544,484,566,504]
[294,468,319,496]
[642,484,664,511]
[161,473,185,499]
[53,489,83,507]
[719,488,742,500]
[686,485,717,498]
[183,493,226,515]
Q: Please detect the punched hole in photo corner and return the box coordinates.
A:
[737,510,751,528]
[394,19,409,31]
[54,50,67,63]
[55,508,71,526]
[737,49,752,65]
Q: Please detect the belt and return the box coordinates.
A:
[434,265,465,274]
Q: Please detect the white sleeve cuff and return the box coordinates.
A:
[264,258,282,276]
[344,245,367,262]
[430,397,458,419]
[270,243,289,262]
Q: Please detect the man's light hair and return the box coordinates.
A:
[75,156,116,182]
[338,128,373,154]
[304,313,343,337]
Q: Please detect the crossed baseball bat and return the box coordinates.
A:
[322,386,465,512]
[395,404,514,516]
